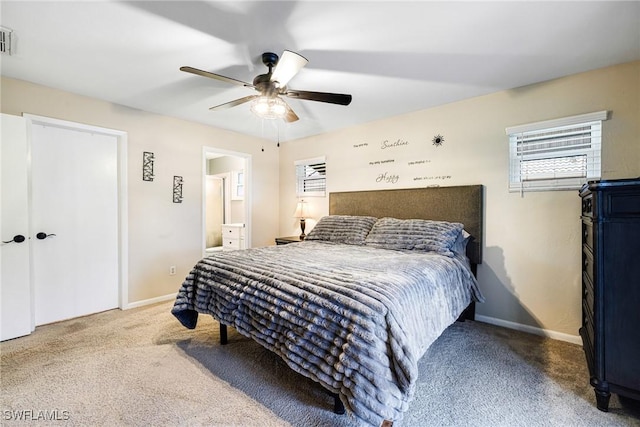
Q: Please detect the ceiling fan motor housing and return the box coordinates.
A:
[254,52,281,96]
[253,73,279,96]
[261,52,279,68]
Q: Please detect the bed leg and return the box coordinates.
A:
[220,324,228,345]
[457,301,476,322]
[331,392,345,415]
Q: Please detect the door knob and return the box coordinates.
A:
[36,232,56,240]
[2,234,26,244]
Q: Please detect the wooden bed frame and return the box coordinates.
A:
[218,184,484,417]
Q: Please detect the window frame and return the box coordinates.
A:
[506,111,607,193]
[295,156,326,198]
[231,169,244,200]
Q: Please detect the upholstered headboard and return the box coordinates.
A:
[329,185,483,265]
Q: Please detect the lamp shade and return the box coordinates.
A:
[270,51,308,87]
[293,200,308,218]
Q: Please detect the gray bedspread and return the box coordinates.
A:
[172,240,483,426]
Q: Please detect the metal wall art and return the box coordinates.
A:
[142,151,155,181]
[432,134,445,147]
[173,176,184,203]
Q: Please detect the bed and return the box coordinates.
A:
[172,185,484,426]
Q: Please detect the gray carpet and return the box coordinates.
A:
[1,301,639,427]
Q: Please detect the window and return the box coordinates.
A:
[231,170,244,200]
[295,157,326,197]
[506,111,607,192]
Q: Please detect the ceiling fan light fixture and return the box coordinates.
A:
[250,96,287,120]
[270,50,308,87]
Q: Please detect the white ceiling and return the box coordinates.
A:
[1,1,639,142]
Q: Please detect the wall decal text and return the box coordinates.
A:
[380,139,409,150]
[376,172,400,184]
[413,175,452,182]
[408,159,431,166]
[369,159,395,166]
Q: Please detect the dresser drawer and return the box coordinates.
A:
[582,273,594,315]
[579,323,595,376]
[606,191,640,217]
[223,238,242,250]
[582,246,594,284]
[582,219,593,251]
[582,193,594,217]
[582,306,595,349]
[222,226,242,239]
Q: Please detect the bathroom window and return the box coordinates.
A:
[231,170,244,200]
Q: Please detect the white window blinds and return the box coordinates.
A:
[295,157,326,197]
[506,111,607,192]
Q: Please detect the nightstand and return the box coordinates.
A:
[275,236,303,245]
[222,223,245,251]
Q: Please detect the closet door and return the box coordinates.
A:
[30,121,119,325]
[0,114,33,341]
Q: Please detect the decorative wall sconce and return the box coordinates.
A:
[142,151,155,181]
[173,176,183,203]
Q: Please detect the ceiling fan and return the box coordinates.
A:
[180,50,352,123]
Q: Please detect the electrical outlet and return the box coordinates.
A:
[169,266,176,276]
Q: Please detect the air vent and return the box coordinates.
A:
[1,27,13,55]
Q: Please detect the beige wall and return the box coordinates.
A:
[278,60,640,340]
[1,76,280,304]
[2,60,637,337]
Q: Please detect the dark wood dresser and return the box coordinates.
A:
[579,178,640,411]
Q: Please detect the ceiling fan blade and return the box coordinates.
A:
[271,50,308,87]
[180,66,253,88]
[284,90,352,106]
[281,99,299,123]
[209,95,258,111]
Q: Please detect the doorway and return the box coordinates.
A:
[205,174,226,249]
[202,147,251,256]
[2,114,128,339]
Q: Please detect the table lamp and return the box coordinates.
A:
[293,200,309,240]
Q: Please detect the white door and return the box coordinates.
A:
[30,121,120,325]
[0,114,33,340]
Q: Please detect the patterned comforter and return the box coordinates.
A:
[172,240,483,426]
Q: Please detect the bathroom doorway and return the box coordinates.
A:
[202,147,251,256]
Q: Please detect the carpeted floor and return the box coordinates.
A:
[1,301,639,427]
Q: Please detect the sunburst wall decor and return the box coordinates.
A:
[432,134,444,147]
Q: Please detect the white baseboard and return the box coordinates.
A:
[475,314,582,345]
[123,293,176,310]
